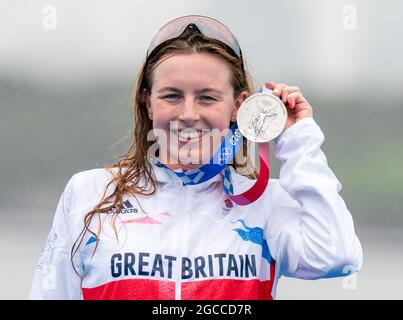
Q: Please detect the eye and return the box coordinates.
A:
[162,94,182,101]
[199,95,217,102]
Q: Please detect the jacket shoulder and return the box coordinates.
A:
[66,168,117,215]
[71,167,114,180]
[70,167,117,189]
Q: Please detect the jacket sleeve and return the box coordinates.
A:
[266,117,363,279]
[29,174,83,299]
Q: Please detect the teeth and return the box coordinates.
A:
[179,131,202,139]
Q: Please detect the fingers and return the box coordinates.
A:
[265,82,285,95]
[265,82,301,108]
[281,86,291,104]
[285,92,300,109]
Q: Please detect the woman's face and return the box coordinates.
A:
[147,52,248,170]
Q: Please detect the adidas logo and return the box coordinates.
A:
[109,200,139,214]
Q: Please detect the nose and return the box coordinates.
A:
[178,97,200,124]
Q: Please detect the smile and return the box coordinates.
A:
[172,129,210,143]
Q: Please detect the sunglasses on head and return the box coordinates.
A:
[146,15,243,60]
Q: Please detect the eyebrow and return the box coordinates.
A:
[157,87,223,95]
[157,87,183,94]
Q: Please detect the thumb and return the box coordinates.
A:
[265,82,276,89]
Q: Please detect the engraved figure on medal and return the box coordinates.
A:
[237,93,287,143]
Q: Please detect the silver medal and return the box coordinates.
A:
[237,91,287,143]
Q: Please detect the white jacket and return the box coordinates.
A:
[29,117,363,300]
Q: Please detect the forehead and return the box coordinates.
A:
[151,52,233,91]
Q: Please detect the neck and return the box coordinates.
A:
[156,150,207,172]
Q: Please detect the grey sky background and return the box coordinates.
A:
[1,0,402,299]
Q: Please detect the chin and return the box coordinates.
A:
[175,148,211,167]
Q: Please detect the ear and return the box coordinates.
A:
[144,89,153,120]
[230,90,249,122]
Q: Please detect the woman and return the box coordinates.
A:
[29,15,362,300]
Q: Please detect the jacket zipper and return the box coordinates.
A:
[175,182,187,300]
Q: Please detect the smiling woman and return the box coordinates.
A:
[147,52,249,170]
[29,15,363,300]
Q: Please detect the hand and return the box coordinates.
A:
[265,82,313,131]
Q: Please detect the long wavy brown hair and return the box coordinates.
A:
[71,28,259,275]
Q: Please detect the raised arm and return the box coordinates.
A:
[266,117,363,279]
